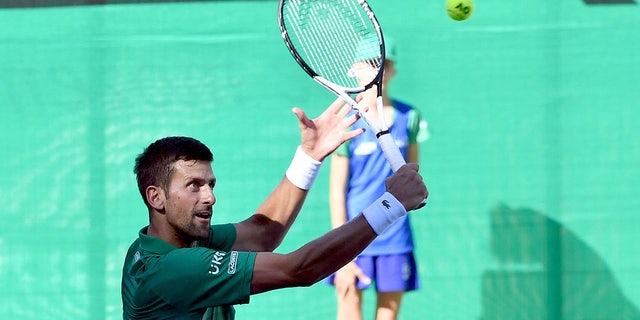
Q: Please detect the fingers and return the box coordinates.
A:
[399,162,419,173]
[327,97,346,115]
[296,99,350,126]
[353,94,370,113]
[354,269,371,286]
[334,263,368,299]
[344,128,365,142]
[291,107,310,125]
[336,102,352,118]
[292,97,366,161]
[296,99,362,137]
[342,111,361,129]
[386,163,428,210]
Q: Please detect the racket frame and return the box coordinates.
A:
[278,0,407,172]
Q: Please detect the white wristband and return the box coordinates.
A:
[362,192,407,235]
[285,146,322,190]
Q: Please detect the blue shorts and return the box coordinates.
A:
[325,252,420,292]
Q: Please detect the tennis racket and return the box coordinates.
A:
[278,0,426,208]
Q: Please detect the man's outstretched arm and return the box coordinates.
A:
[232,98,364,252]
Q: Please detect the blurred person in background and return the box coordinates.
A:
[325,37,430,320]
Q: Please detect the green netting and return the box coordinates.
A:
[0,1,639,319]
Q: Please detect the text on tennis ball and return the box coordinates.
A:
[446,0,474,21]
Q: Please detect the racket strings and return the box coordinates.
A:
[286,2,349,76]
[282,0,382,89]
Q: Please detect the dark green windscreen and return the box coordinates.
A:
[1,1,639,319]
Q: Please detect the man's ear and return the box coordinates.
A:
[146,186,165,212]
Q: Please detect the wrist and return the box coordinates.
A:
[361,192,407,235]
[285,146,322,190]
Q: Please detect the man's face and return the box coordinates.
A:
[163,159,216,242]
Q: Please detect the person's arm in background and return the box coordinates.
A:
[408,107,429,165]
[328,152,372,297]
[408,143,419,163]
[232,98,364,252]
[329,153,350,229]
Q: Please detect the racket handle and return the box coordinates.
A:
[376,132,406,172]
[377,133,427,210]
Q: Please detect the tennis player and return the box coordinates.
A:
[121,98,428,320]
[326,38,430,320]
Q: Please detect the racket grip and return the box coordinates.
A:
[376,132,406,172]
[377,133,427,210]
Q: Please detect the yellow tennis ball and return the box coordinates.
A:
[446,0,474,21]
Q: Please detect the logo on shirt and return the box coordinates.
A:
[208,251,226,275]
[394,139,408,148]
[352,140,407,156]
[353,141,378,156]
[228,251,238,275]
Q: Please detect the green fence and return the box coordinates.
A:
[1,1,639,319]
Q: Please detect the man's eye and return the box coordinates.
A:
[188,182,199,190]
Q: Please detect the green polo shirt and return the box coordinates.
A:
[122,224,257,320]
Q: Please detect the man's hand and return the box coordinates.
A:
[385,163,428,211]
[292,98,365,161]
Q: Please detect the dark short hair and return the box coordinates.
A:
[134,136,213,207]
